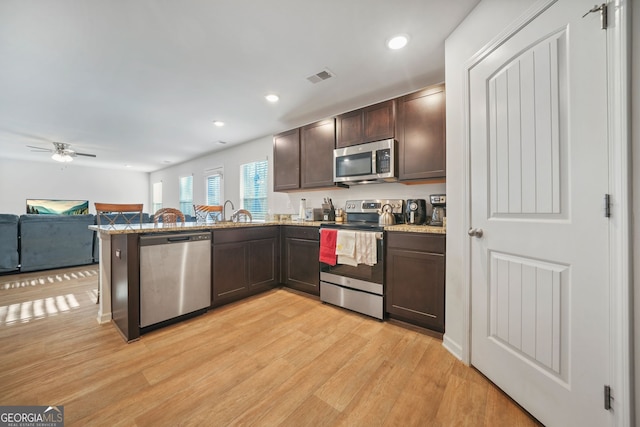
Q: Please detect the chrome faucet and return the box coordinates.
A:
[223,200,235,222]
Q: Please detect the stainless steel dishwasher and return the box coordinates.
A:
[139,232,211,328]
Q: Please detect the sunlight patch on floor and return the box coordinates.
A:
[0,293,88,325]
[0,268,98,290]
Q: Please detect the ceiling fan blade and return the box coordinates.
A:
[74,152,97,158]
[27,145,53,152]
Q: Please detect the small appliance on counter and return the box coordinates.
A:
[304,207,324,221]
[429,194,446,226]
[322,198,336,221]
[405,199,427,225]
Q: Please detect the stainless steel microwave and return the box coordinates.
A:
[333,139,397,184]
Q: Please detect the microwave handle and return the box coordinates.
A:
[371,149,377,174]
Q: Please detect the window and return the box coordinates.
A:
[205,169,223,206]
[152,182,163,213]
[240,160,268,221]
[179,175,193,216]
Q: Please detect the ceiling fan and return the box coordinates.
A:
[28,142,97,163]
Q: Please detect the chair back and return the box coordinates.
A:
[95,203,144,228]
[153,208,186,225]
[193,204,223,223]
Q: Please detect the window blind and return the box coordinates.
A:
[240,160,268,221]
[179,175,193,216]
[152,182,163,213]
[206,173,222,206]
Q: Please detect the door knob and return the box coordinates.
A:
[468,228,484,238]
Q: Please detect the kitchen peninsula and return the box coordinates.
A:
[92,221,445,341]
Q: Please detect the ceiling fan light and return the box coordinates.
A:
[52,152,73,162]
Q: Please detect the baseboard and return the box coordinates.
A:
[97,312,111,324]
[442,334,464,361]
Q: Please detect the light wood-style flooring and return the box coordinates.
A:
[0,265,542,426]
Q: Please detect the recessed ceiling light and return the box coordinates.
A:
[213,120,225,127]
[387,34,409,50]
[124,164,132,168]
[265,94,279,103]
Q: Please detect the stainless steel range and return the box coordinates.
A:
[319,199,404,319]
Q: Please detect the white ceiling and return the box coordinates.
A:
[0,0,479,172]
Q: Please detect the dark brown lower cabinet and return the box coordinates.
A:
[386,232,445,333]
[212,226,280,307]
[281,226,319,295]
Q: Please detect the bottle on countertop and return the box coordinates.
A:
[299,198,306,221]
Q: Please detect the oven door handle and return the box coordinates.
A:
[319,229,384,240]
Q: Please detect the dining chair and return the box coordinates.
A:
[94,202,145,303]
[153,207,186,225]
[94,203,145,228]
[193,204,223,223]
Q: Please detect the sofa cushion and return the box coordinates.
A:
[19,214,96,272]
[0,214,19,273]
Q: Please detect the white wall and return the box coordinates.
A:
[443,0,538,358]
[149,135,446,219]
[0,158,149,215]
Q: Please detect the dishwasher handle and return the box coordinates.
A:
[139,232,211,246]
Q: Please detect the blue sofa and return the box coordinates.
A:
[19,214,96,272]
[0,211,193,275]
[0,214,20,273]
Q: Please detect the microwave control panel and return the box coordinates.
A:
[376,149,391,173]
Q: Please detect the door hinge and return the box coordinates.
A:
[604,194,611,218]
[582,3,608,30]
[604,385,613,410]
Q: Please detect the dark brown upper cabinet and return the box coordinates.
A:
[273,128,300,192]
[396,84,446,181]
[301,119,336,189]
[336,99,396,148]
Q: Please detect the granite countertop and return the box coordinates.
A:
[384,224,446,234]
[89,220,326,235]
[90,220,445,235]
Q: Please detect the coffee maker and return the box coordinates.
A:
[429,194,446,226]
[405,199,427,225]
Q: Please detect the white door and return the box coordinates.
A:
[469,1,611,426]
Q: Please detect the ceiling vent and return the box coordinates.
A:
[306,69,334,84]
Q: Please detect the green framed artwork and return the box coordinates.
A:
[26,199,89,215]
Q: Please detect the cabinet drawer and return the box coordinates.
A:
[386,232,445,254]
[282,225,319,241]
[213,226,279,244]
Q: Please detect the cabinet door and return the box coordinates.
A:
[248,237,279,291]
[336,109,363,148]
[212,242,248,305]
[386,247,445,332]
[301,119,336,188]
[283,236,320,295]
[397,85,446,181]
[363,99,395,143]
[273,128,300,191]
